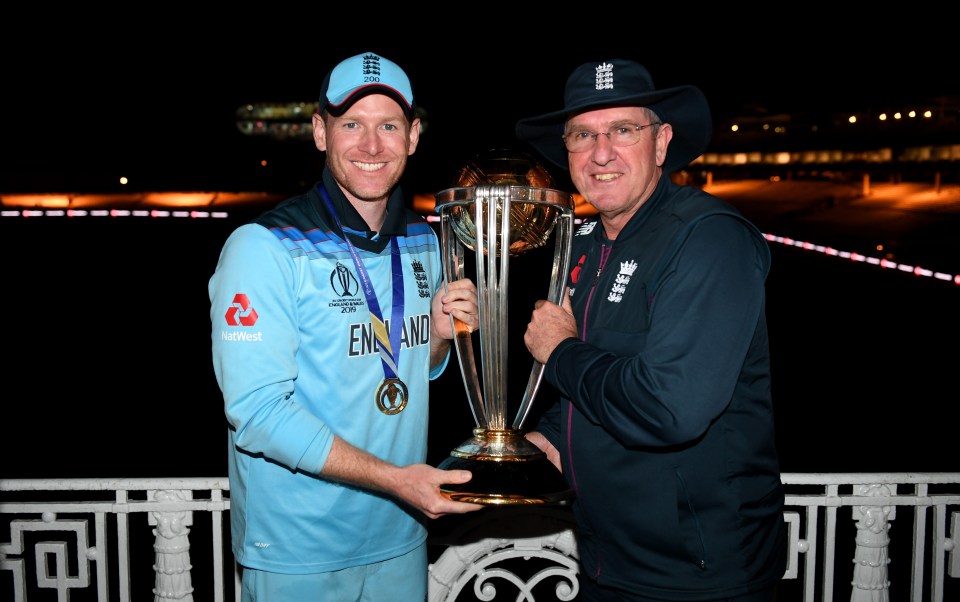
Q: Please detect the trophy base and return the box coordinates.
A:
[437,429,573,505]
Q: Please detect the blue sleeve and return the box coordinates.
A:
[209,224,334,473]
[429,274,450,381]
[546,215,768,447]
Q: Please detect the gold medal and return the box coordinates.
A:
[376,378,409,415]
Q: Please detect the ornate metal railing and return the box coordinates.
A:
[2,473,958,601]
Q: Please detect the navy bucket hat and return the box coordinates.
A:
[516,59,712,173]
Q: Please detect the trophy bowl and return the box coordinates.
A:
[446,150,562,257]
[444,192,565,258]
[434,149,575,505]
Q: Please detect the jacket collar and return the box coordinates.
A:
[590,176,673,243]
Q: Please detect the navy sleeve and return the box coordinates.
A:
[531,397,562,449]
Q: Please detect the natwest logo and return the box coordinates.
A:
[225,293,259,326]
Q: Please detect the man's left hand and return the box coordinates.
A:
[432,278,479,340]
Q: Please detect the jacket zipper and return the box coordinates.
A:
[581,243,612,339]
[568,242,611,580]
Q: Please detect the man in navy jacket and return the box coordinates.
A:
[518,59,787,601]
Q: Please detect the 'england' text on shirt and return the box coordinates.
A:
[348,314,431,357]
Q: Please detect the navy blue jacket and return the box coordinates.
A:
[536,176,787,599]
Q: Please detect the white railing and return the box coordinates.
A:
[0,478,232,602]
[2,474,958,601]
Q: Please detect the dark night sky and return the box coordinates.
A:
[3,13,957,194]
[3,13,958,480]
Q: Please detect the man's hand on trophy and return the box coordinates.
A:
[524,287,578,364]
[394,464,485,519]
[524,431,562,473]
[432,278,479,340]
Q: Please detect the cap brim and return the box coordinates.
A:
[324,86,416,120]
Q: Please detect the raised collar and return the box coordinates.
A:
[318,167,408,241]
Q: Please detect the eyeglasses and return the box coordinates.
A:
[562,122,662,153]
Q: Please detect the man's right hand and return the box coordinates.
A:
[525,431,562,472]
[394,464,485,519]
[524,288,577,364]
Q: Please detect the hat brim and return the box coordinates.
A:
[516,85,712,174]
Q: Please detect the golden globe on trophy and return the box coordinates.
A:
[434,149,575,505]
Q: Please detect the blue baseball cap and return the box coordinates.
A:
[318,52,416,119]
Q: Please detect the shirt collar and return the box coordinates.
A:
[320,167,407,238]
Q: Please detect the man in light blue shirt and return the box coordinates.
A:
[209,51,484,602]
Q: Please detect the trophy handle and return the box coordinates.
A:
[512,206,575,430]
[441,211,487,428]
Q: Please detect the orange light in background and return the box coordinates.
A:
[0,194,72,208]
[142,193,218,207]
[1,191,285,211]
[572,194,597,216]
[412,193,436,214]
[412,192,597,218]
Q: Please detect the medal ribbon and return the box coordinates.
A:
[319,185,404,380]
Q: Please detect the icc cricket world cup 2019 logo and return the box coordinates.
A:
[331,262,359,297]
